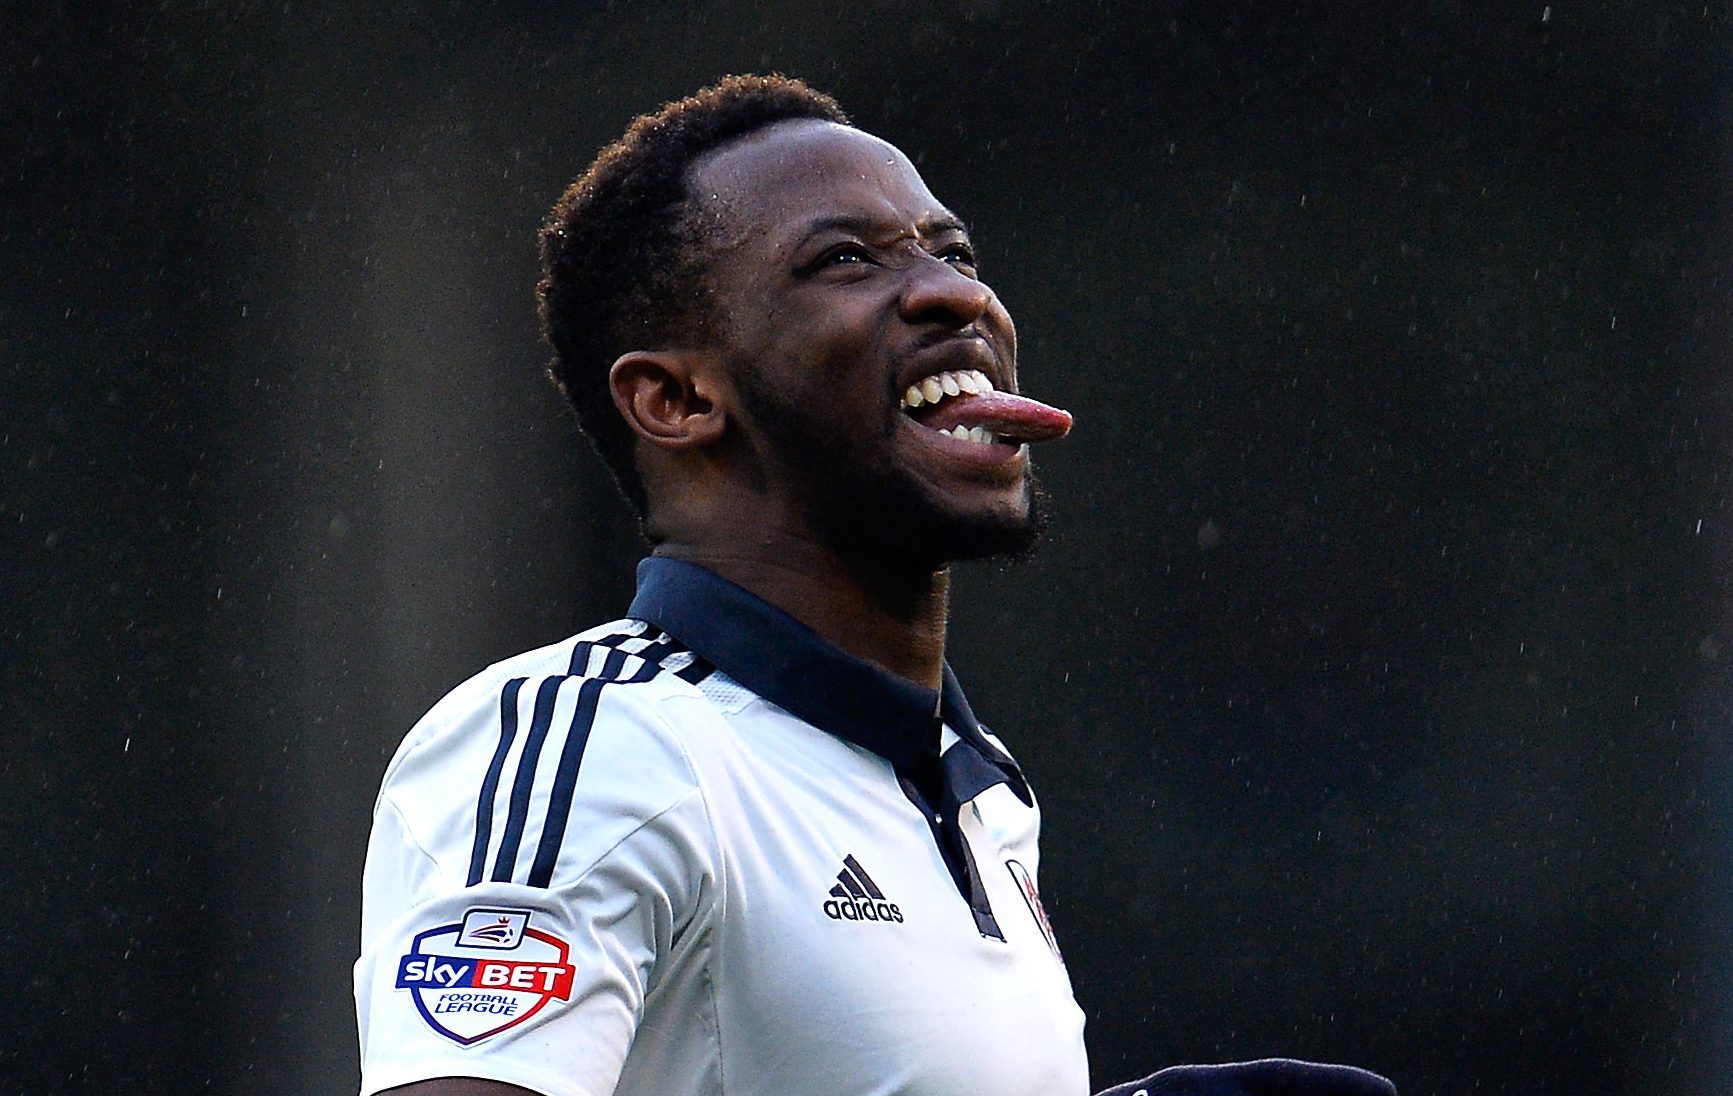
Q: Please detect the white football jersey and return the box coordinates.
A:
[354,557,1089,1096]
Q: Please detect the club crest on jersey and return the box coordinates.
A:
[1006,860,1063,962]
[394,906,575,1045]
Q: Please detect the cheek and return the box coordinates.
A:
[809,306,883,362]
[794,315,892,395]
[732,294,895,423]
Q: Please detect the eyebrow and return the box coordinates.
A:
[792,211,972,245]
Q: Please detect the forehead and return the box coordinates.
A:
[688,120,955,245]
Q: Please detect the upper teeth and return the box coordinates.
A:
[901,369,994,410]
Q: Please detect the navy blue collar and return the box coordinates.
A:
[628,556,1030,806]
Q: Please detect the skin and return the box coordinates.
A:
[384,120,1034,1096]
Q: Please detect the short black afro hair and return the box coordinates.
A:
[537,74,850,517]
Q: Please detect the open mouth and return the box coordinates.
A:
[901,369,1010,445]
[898,368,1073,447]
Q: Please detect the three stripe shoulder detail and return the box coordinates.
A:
[466,626,711,888]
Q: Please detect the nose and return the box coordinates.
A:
[898,253,992,330]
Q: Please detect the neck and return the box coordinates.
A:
[652,535,950,690]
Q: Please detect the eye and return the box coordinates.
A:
[936,242,978,272]
[796,241,878,278]
[816,242,872,268]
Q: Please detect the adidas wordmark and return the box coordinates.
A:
[822,855,904,924]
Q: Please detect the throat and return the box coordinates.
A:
[652,543,952,691]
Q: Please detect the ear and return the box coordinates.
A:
[608,350,728,450]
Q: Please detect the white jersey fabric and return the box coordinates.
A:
[355,557,1089,1096]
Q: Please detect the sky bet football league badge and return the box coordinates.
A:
[394,907,576,1045]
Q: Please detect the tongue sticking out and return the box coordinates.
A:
[914,391,1073,443]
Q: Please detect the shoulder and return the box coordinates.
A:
[382,619,713,784]
[371,619,730,890]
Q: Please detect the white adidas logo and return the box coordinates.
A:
[821,855,904,924]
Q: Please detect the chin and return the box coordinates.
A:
[818,472,1048,569]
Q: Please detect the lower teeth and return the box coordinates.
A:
[946,425,995,445]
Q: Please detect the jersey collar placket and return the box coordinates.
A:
[628,556,1030,937]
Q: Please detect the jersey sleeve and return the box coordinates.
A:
[354,671,721,1096]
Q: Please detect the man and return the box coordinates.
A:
[353,75,1396,1096]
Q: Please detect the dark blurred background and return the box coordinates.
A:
[5,2,1730,1093]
